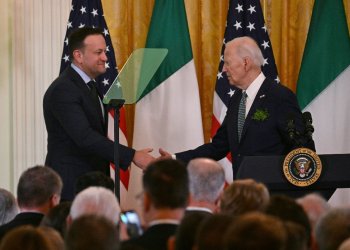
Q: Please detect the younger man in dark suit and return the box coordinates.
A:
[43,27,154,200]
[160,36,315,178]
[121,159,189,250]
[0,166,62,241]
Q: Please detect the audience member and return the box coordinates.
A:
[121,159,189,250]
[315,208,350,250]
[65,215,119,250]
[194,214,234,250]
[0,225,56,250]
[37,226,64,250]
[0,166,62,240]
[74,171,114,195]
[186,158,225,215]
[172,211,211,250]
[0,188,18,226]
[40,201,71,238]
[265,195,312,247]
[223,212,287,250]
[68,186,120,225]
[219,179,269,217]
[284,221,308,250]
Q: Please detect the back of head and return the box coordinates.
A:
[0,188,18,225]
[75,171,114,195]
[174,211,211,250]
[187,158,225,203]
[41,201,72,238]
[66,215,119,250]
[0,225,55,250]
[220,179,269,217]
[296,192,330,229]
[315,208,350,250]
[266,195,311,246]
[143,159,189,209]
[68,27,104,60]
[223,212,287,250]
[195,214,234,250]
[17,166,62,209]
[70,187,120,224]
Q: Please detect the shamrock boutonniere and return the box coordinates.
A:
[252,108,269,121]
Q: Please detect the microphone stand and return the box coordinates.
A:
[108,99,125,203]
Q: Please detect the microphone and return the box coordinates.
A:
[303,111,314,139]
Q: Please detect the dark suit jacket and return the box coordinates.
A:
[0,212,44,241]
[121,224,178,250]
[43,66,135,200]
[177,78,315,177]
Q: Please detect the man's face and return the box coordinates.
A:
[222,43,246,88]
[75,34,107,79]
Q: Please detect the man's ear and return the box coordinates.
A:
[73,49,83,64]
[50,194,60,208]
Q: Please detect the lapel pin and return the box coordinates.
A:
[259,94,266,99]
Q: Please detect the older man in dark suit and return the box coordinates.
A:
[160,36,315,178]
[43,27,154,201]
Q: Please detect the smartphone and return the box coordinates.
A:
[120,210,143,238]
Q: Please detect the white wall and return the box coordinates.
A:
[0,0,70,193]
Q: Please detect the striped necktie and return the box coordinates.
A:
[237,91,247,142]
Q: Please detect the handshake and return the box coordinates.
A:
[132,148,173,170]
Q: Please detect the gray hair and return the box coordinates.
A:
[0,188,19,225]
[228,36,264,67]
[70,187,120,224]
[188,158,225,203]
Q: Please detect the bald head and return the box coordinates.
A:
[187,158,225,203]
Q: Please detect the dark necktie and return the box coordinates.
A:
[87,81,104,123]
[237,91,247,142]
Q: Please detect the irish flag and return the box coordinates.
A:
[126,0,204,210]
[296,0,350,204]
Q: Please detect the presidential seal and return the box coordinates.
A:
[283,148,322,187]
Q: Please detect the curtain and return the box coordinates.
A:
[102,0,350,144]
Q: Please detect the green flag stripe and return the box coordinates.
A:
[139,0,193,100]
[296,0,350,109]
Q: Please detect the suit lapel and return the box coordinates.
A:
[66,67,106,131]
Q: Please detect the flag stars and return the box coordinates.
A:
[67,21,73,29]
[102,78,110,86]
[91,9,98,17]
[228,89,235,97]
[223,38,226,45]
[80,6,87,14]
[248,5,256,14]
[103,28,109,36]
[263,58,268,66]
[236,4,243,13]
[261,40,270,49]
[106,46,110,52]
[62,54,69,62]
[262,25,267,33]
[105,62,110,69]
[275,76,280,83]
[233,21,242,30]
[220,55,224,61]
[217,71,223,80]
[246,22,255,31]
[70,4,74,11]
[64,38,69,46]
[78,23,85,28]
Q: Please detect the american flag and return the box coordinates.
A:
[60,0,130,203]
[211,0,278,182]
